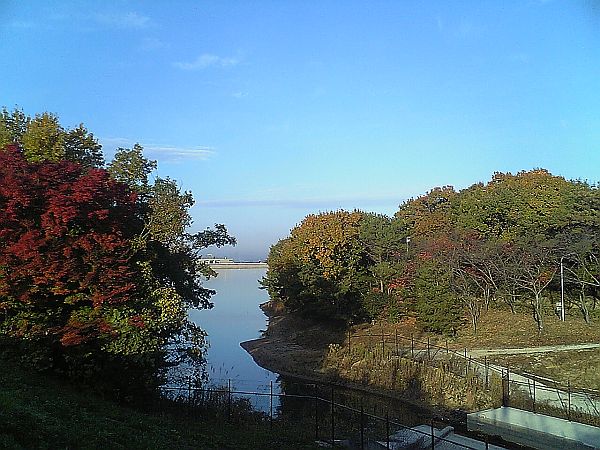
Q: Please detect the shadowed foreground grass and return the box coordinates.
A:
[0,356,318,450]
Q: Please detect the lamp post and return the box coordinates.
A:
[405,236,411,256]
[560,256,565,322]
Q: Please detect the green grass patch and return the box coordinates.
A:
[0,356,318,449]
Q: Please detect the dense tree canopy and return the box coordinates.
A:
[0,109,234,395]
[262,211,370,319]
[265,170,600,334]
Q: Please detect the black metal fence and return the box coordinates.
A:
[344,330,600,425]
[160,381,491,449]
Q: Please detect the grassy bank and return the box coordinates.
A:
[322,342,503,412]
[0,355,317,449]
[349,307,600,388]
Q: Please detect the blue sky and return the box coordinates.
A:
[2,1,599,260]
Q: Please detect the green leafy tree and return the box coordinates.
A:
[262,238,306,311]
[0,107,28,148]
[21,112,65,163]
[263,211,369,320]
[456,169,577,241]
[359,213,405,294]
[64,124,104,168]
[412,257,462,335]
[395,186,457,242]
[107,144,157,195]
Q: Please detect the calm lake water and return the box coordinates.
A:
[188,268,281,395]
[188,267,428,426]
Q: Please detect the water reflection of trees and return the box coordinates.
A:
[275,376,435,444]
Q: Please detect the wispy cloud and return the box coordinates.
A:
[144,145,214,161]
[5,10,153,32]
[100,138,214,162]
[173,53,239,70]
[92,12,151,29]
[6,20,36,29]
[196,195,402,210]
[139,37,168,51]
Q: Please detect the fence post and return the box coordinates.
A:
[360,397,365,450]
[314,384,319,441]
[331,386,335,446]
[411,334,414,358]
[484,356,488,387]
[227,379,232,421]
[568,381,572,421]
[533,378,536,413]
[430,419,435,450]
[270,380,273,429]
[427,337,431,361]
[348,329,351,350]
[501,370,506,407]
[506,369,510,406]
[386,412,390,450]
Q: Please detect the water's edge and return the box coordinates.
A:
[240,302,466,424]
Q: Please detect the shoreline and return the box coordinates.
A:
[211,263,268,269]
[240,301,466,424]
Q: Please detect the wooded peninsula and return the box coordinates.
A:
[263,170,599,335]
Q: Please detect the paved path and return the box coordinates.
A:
[457,343,600,417]
[468,342,600,358]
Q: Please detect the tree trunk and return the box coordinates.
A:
[579,287,590,324]
[533,293,544,333]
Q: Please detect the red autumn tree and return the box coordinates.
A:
[0,144,143,354]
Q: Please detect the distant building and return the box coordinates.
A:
[200,254,235,265]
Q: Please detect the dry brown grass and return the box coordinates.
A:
[352,307,600,351]
[451,307,600,350]
[488,348,600,390]
[346,306,600,393]
[322,343,502,412]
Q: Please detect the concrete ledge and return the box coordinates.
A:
[467,407,600,450]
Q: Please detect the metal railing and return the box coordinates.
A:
[160,381,490,449]
[344,329,600,425]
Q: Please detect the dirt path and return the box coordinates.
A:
[467,343,600,358]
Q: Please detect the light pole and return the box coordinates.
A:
[560,256,565,322]
[405,236,411,256]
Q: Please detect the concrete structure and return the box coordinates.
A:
[375,424,506,449]
[200,255,235,265]
[467,406,600,450]
[199,255,268,269]
[209,262,268,269]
